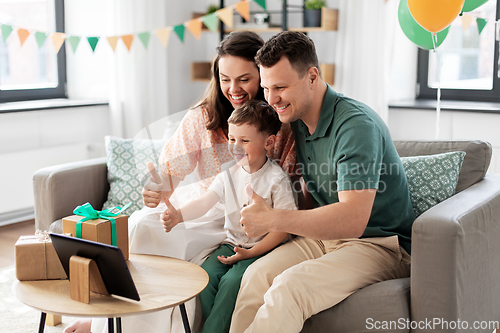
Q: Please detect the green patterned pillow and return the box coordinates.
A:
[102,136,166,215]
[401,151,466,217]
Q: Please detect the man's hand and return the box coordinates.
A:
[217,247,252,265]
[240,184,273,238]
[160,198,183,233]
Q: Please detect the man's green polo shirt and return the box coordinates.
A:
[291,85,415,254]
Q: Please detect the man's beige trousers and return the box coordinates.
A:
[229,236,411,333]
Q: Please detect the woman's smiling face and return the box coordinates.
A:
[218,55,261,109]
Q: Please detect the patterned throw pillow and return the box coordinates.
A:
[102,136,166,215]
[401,151,466,218]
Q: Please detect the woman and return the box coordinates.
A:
[64,31,298,333]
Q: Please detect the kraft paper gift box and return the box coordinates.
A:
[62,202,130,260]
[15,231,67,281]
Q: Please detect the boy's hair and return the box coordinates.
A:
[255,31,321,79]
[228,100,282,136]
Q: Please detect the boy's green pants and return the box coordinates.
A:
[200,244,263,333]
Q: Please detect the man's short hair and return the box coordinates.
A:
[228,100,282,136]
[255,31,320,78]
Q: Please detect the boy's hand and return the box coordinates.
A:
[161,198,182,233]
[217,247,251,265]
[143,162,163,208]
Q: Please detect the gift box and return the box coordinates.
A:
[15,231,67,281]
[62,203,130,260]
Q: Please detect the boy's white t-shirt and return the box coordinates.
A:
[208,158,297,248]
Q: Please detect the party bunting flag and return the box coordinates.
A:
[235,0,250,22]
[476,18,487,35]
[50,32,65,53]
[17,28,30,46]
[462,14,473,32]
[138,32,151,48]
[121,34,134,51]
[1,24,13,43]
[87,37,99,52]
[68,36,81,53]
[217,7,234,29]
[35,32,47,48]
[201,13,219,32]
[173,24,185,42]
[107,36,118,51]
[155,28,170,47]
[186,19,202,40]
[254,0,266,10]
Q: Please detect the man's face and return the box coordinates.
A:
[260,57,313,124]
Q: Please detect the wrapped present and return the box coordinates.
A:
[15,230,67,281]
[62,202,131,260]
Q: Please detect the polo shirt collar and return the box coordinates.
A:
[295,84,337,140]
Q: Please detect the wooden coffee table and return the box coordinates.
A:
[12,253,209,333]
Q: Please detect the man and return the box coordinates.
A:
[229,31,415,333]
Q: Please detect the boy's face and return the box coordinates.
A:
[227,123,272,172]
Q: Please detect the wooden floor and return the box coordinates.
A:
[0,220,35,269]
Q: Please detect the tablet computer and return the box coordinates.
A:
[50,233,140,301]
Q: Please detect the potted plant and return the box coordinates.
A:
[304,0,326,27]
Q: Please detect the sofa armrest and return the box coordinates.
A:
[33,157,109,231]
[410,174,500,331]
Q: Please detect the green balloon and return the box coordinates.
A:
[398,0,450,50]
[462,0,488,12]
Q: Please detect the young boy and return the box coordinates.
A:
[160,100,297,333]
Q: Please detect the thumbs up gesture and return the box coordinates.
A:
[161,198,183,233]
[240,184,273,238]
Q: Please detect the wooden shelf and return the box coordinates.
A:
[290,8,338,32]
[320,63,335,86]
[191,62,212,82]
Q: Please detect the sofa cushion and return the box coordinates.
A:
[102,136,166,215]
[301,278,411,333]
[401,151,465,217]
[394,140,492,193]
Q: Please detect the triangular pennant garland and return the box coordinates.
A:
[462,14,473,32]
[35,32,47,48]
[1,24,13,43]
[121,35,134,51]
[201,13,219,32]
[186,19,202,40]
[216,7,234,29]
[235,0,251,22]
[254,0,267,10]
[17,28,30,46]
[107,36,118,51]
[87,37,100,52]
[155,28,170,47]
[68,36,81,53]
[138,32,151,49]
[173,24,185,42]
[50,33,65,53]
[476,18,487,35]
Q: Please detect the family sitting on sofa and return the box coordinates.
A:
[56,30,485,333]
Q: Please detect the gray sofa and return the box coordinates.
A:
[33,140,500,333]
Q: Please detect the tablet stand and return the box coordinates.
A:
[69,255,110,303]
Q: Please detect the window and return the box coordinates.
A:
[0,0,66,103]
[417,0,500,102]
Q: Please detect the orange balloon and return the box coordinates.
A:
[407,0,464,33]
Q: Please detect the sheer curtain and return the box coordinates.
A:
[108,0,170,138]
[334,0,399,123]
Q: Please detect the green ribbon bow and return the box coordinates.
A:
[73,202,132,246]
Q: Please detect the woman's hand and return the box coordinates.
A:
[160,198,183,232]
[217,247,252,265]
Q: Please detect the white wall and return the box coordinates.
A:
[388,108,500,174]
[0,105,111,215]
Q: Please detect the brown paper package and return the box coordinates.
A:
[15,236,67,281]
[62,215,129,260]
